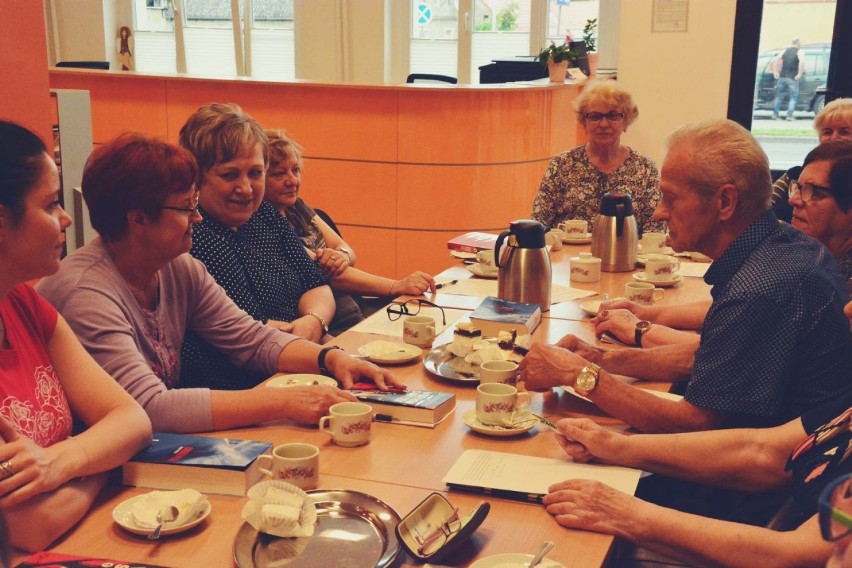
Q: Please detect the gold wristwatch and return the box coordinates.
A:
[574,363,601,396]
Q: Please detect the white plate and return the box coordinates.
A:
[113,493,212,537]
[463,409,537,437]
[467,263,499,279]
[638,244,674,255]
[449,250,477,260]
[562,233,592,244]
[579,300,602,317]
[470,553,565,568]
[632,272,684,287]
[357,341,422,364]
[267,374,338,388]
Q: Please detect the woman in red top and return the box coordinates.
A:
[0,121,151,551]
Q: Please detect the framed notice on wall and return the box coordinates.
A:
[652,0,689,33]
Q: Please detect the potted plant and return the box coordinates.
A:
[538,40,576,83]
[583,18,599,77]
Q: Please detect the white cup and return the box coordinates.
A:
[642,232,668,251]
[476,383,530,426]
[569,252,602,283]
[546,230,563,251]
[625,281,664,306]
[479,360,519,385]
[257,443,319,490]
[644,255,680,282]
[476,249,497,270]
[558,219,588,237]
[319,402,373,447]
[403,315,436,347]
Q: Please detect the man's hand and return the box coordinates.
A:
[518,343,587,392]
[543,479,641,535]
[554,418,625,464]
[594,309,641,345]
[554,334,606,365]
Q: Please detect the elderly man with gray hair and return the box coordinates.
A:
[520,119,851,433]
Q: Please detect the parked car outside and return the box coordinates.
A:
[753,43,830,115]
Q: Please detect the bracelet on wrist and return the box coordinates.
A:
[389,280,397,296]
[306,311,330,335]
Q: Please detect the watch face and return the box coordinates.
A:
[576,371,596,393]
[637,320,651,331]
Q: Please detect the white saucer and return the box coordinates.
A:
[467,263,499,279]
[579,300,602,317]
[113,493,212,537]
[562,233,592,244]
[450,250,477,260]
[463,409,537,437]
[470,553,565,568]
[357,341,422,364]
[267,373,338,388]
[639,244,674,255]
[632,272,684,287]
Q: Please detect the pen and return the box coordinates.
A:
[531,413,559,433]
[374,414,436,428]
[435,280,458,290]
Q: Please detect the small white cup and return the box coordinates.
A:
[257,443,319,490]
[476,249,497,270]
[644,255,680,282]
[479,360,519,385]
[476,383,530,426]
[545,230,563,251]
[625,281,664,306]
[403,315,436,347]
[569,252,602,283]
[319,402,373,447]
[558,219,588,237]
[642,232,668,251]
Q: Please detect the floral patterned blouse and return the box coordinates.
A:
[531,145,664,233]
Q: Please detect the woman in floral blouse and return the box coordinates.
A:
[531,80,664,233]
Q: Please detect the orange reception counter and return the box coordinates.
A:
[49,69,585,277]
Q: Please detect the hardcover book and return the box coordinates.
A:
[353,390,455,425]
[122,433,272,496]
[18,552,170,567]
[447,232,498,253]
[469,296,542,337]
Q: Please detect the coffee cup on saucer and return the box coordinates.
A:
[558,219,588,238]
[480,360,519,385]
[257,443,319,490]
[403,315,436,347]
[642,232,668,252]
[644,255,680,282]
[476,383,530,426]
[625,281,663,305]
[319,402,373,447]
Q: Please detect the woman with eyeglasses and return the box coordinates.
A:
[771,98,852,223]
[531,80,664,233]
[0,121,151,551]
[789,141,852,295]
[262,130,436,331]
[37,133,400,434]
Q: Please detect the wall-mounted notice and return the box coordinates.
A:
[652,0,689,33]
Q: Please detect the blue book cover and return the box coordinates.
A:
[130,433,271,471]
[469,296,542,336]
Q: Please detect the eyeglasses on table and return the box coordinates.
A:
[414,506,462,556]
[386,299,446,326]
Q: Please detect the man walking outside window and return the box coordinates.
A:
[772,37,806,121]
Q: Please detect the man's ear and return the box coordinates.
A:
[717,184,739,221]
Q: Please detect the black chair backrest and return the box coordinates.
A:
[406,73,458,84]
[56,61,110,70]
[314,208,342,237]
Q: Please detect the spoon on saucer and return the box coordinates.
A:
[528,540,554,567]
[148,505,179,540]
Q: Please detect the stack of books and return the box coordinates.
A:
[469,296,542,337]
[447,232,498,253]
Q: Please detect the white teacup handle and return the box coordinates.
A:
[672,260,681,273]
[426,323,436,339]
[515,392,531,411]
[653,288,664,302]
[319,416,333,436]
[257,453,273,477]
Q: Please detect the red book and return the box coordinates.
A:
[18,551,170,567]
[447,232,498,253]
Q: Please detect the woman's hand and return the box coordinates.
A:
[327,351,405,391]
[0,418,64,508]
[593,308,641,345]
[289,315,326,343]
[393,271,437,295]
[275,385,357,425]
[315,247,350,279]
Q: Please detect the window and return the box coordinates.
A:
[249,0,295,80]
[183,0,237,77]
[410,0,459,79]
[133,0,177,74]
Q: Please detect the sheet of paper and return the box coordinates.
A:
[443,449,641,497]
[678,263,710,278]
[349,305,468,337]
[436,279,595,305]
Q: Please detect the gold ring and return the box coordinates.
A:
[0,460,13,480]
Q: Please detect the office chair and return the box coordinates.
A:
[406,73,458,84]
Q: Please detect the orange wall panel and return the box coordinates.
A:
[300,160,397,228]
[338,226,397,279]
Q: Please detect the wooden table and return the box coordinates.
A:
[34,246,712,568]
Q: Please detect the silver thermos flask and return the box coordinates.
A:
[495,220,551,311]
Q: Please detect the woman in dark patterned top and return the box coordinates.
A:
[263,130,436,334]
[178,103,336,390]
[531,80,663,233]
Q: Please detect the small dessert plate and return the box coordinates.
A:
[470,553,565,568]
[449,250,477,260]
[113,493,212,537]
[579,300,602,317]
[467,263,499,279]
[462,409,537,437]
[267,374,338,388]
[638,244,675,255]
[358,341,422,364]
[632,272,684,287]
[562,233,592,244]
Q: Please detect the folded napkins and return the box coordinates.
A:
[241,480,317,537]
